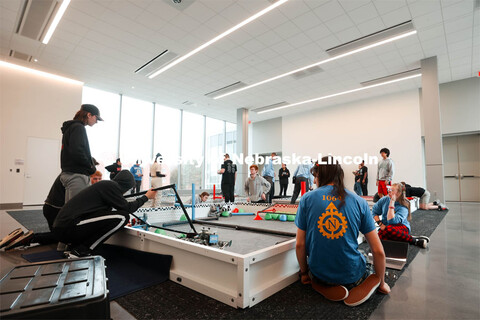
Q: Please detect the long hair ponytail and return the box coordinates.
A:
[392,182,411,221]
[310,156,347,208]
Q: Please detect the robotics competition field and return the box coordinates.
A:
[106,202,302,308]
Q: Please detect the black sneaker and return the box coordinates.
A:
[415,239,428,248]
[4,230,34,251]
[433,200,439,205]
[66,245,92,258]
[413,235,430,243]
[0,228,24,249]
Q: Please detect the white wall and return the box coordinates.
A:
[282,89,425,196]
[0,64,83,205]
[251,117,282,154]
[440,77,480,135]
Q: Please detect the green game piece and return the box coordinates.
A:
[287,215,295,222]
[271,213,279,220]
[238,208,245,213]
[265,213,272,220]
[177,233,186,239]
[221,211,230,217]
[179,214,187,221]
[155,228,166,235]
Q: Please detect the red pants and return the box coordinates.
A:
[377,180,389,195]
[378,224,413,243]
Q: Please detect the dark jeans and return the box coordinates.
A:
[291,177,308,204]
[279,183,288,197]
[32,204,61,245]
[310,263,373,290]
[131,180,142,195]
[221,183,235,203]
[263,176,274,203]
[361,181,368,196]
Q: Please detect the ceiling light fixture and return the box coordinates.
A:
[0,60,83,85]
[149,0,289,79]
[42,0,71,44]
[255,73,421,114]
[215,23,417,100]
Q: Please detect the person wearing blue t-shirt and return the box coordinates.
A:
[129,160,143,195]
[295,156,390,307]
[371,182,429,248]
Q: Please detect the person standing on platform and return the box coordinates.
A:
[295,157,390,306]
[278,163,290,197]
[60,104,101,203]
[376,148,394,198]
[245,165,271,203]
[150,153,165,207]
[217,154,237,203]
[52,170,157,257]
[262,152,277,203]
[130,160,143,195]
[359,161,368,196]
[291,162,314,204]
[105,158,122,180]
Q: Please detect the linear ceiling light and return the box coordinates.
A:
[256,73,421,114]
[42,0,71,44]
[149,0,289,79]
[0,60,83,85]
[215,22,416,100]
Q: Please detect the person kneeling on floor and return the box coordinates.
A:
[52,170,157,257]
[372,182,430,248]
[295,156,390,307]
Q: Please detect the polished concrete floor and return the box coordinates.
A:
[371,202,480,319]
[1,202,479,319]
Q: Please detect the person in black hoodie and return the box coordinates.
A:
[60,104,102,202]
[278,163,290,197]
[53,170,157,257]
[217,154,237,203]
[105,158,122,180]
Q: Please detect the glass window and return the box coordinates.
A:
[153,104,181,187]
[82,87,120,178]
[119,96,153,189]
[180,111,204,189]
[205,118,225,189]
[226,122,237,156]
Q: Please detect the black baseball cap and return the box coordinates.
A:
[81,104,103,121]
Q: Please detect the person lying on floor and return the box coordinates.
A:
[371,182,430,248]
[52,170,157,257]
[400,182,447,210]
[295,156,390,307]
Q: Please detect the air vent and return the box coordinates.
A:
[360,68,421,87]
[251,101,289,113]
[205,81,247,99]
[9,49,32,62]
[326,21,415,57]
[16,0,57,41]
[290,65,323,80]
[182,101,195,106]
[135,50,179,77]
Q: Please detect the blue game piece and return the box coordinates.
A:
[279,214,287,222]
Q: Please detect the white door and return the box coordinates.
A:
[458,134,480,201]
[24,137,61,205]
[443,134,480,202]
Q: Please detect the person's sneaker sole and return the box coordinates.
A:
[0,228,24,249]
[4,230,34,251]
[344,274,381,307]
[311,282,349,301]
[413,235,430,243]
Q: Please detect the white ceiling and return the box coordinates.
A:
[1,0,479,123]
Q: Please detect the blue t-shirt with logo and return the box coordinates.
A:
[295,185,376,285]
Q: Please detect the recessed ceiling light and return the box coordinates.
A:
[215,22,417,100]
[33,59,38,62]
[149,0,289,79]
[256,73,421,114]
[131,86,135,89]
[42,0,71,44]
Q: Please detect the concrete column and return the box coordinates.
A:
[421,56,445,202]
[236,108,249,196]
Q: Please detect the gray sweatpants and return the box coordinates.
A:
[60,172,89,203]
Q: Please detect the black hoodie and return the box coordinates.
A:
[53,170,147,229]
[61,120,95,175]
